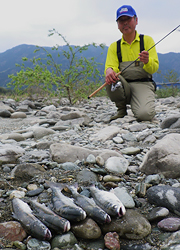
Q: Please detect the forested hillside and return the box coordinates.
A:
[0,44,179,87]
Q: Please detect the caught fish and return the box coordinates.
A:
[46,181,86,221]
[67,184,111,224]
[12,198,52,241]
[89,185,126,217]
[29,200,71,232]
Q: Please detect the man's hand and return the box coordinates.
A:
[139,50,149,64]
[105,68,118,85]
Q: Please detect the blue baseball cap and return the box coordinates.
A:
[116,5,137,21]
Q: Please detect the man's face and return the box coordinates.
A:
[117,15,138,35]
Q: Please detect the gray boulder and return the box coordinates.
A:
[101,209,151,240]
[146,185,180,216]
[0,144,25,165]
[50,143,123,163]
[140,133,180,178]
[160,115,180,129]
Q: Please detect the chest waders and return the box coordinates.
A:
[106,35,156,121]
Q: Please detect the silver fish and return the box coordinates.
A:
[67,185,111,224]
[46,181,86,221]
[29,200,71,232]
[89,185,126,217]
[12,198,52,241]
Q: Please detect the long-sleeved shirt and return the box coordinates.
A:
[105,31,159,75]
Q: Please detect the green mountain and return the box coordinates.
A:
[0,44,179,88]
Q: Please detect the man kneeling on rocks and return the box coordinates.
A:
[105,5,159,122]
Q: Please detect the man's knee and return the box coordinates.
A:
[134,106,156,121]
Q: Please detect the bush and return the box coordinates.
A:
[156,85,180,98]
[8,29,106,104]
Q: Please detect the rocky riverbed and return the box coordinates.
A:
[1,95,180,250]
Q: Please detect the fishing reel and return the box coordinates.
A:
[111,81,122,92]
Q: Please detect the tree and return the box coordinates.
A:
[163,69,179,83]
[156,69,180,98]
[8,29,106,104]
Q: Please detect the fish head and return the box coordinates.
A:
[118,205,126,217]
[80,210,86,221]
[44,228,52,241]
[32,221,52,240]
[111,204,126,217]
[64,221,71,232]
[105,214,111,223]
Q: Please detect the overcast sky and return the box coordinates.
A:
[1,0,180,54]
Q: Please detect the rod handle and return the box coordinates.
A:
[88,71,122,99]
[88,82,107,99]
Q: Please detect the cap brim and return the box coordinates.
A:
[116,13,134,21]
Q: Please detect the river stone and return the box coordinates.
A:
[59,162,80,171]
[9,190,26,199]
[20,149,49,162]
[146,185,180,216]
[0,144,25,165]
[120,146,141,155]
[147,207,169,222]
[112,136,123,144]
[11,163,46,180]
[0,109,11,118]
[89,125,120,142]
[76,169,98,184]
[60,111,83,120]
[85,238,105,250]
[33,127,55,139]
[11,112,27,118]
[0,221,27,241]
[71,218,101,239]
[104,232,120,250]
[51,232,78,249]
[103,175,122,182]
[128,123,148,132]
[95,155,104,166]
[86,154,96,164]
[121,132,137,142]
[27,238,51,250]
[50,143,122,163]
[140,133,180,178]
[105,156,129,174]
[136,129,152,141]
[161,230,180,249]
[41,104,57,112]
[0,101,14,112]
[160,115,180,129]
[17,104,29,112]
[114,186,135,208]
[101,209,151,240]
[144,174,162,185]
[7,133,25,142]
[158,217,180,232]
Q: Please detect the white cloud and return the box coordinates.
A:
[0,0,180,53]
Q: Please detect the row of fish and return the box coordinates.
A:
[12,182,126,240]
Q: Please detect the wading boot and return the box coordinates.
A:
[109,103,127,122]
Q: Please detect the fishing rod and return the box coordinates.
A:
[88,24,180,99]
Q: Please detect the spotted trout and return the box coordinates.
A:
[46,181,86,221]
[29,200,71,232]
[67,185,111,224]
[89,185,126,217]
[12,198,52,240]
